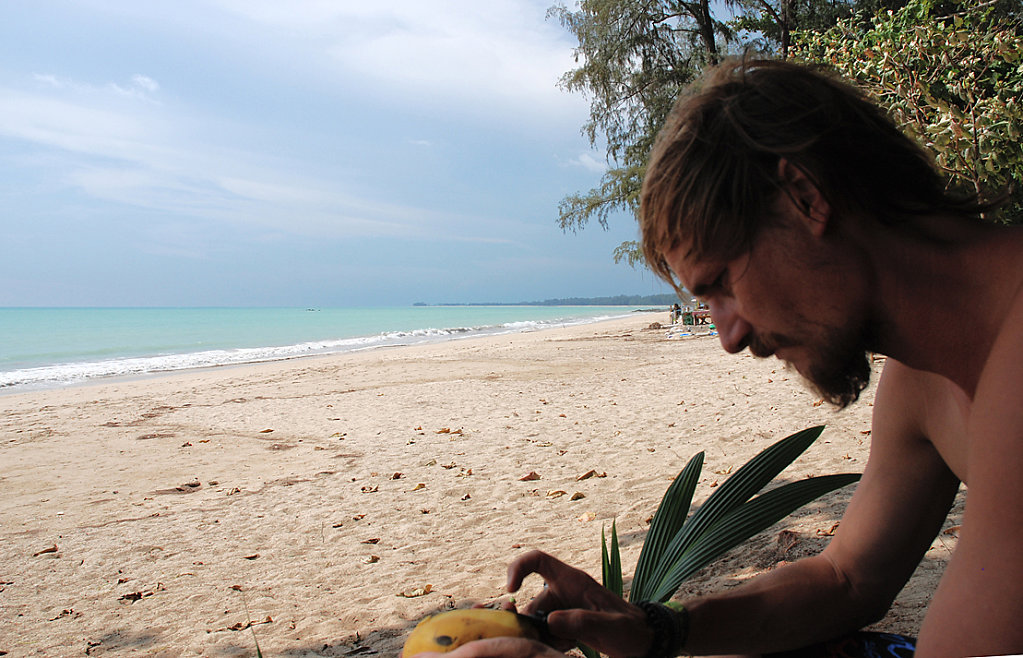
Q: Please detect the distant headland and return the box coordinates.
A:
[413,293,686,307]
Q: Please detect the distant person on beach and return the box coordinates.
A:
[415,58,1023,658]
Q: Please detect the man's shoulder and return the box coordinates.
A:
[872,359,931,435]
[877,358,957,402]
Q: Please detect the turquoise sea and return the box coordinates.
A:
[0,306,657,392]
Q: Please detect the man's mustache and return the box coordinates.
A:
[748,332,799,359]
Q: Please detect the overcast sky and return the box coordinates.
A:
[0,0,675,306]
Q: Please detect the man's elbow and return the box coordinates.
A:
[854,598,893,628]
[840,585,894,630]
[823,554,901,629]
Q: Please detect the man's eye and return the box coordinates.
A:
[692,269,727,299]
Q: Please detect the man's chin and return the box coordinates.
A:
[752,340,871,408]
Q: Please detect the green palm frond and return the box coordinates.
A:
[601,426,860,606]
[601,520,623,598]
[646,472,860,603]
[631,451,704,599]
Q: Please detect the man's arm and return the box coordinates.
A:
[499,362,959,656]
[914,297,1023,656]
[680,360,961,654]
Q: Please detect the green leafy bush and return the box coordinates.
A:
[794,0,1023,223]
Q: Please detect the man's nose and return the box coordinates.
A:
[710,300,750,354]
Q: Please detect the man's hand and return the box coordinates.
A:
[506,550,653,658]
[410,636,566,658]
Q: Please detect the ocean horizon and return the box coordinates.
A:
[0,305,663,392]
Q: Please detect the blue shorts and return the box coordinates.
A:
[764,632,916,658]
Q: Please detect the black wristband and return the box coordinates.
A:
[636,601,689,658]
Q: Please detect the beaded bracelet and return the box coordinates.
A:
[636,601,689,658]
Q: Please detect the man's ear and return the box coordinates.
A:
[777,158,830,237]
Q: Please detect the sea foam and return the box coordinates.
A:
[0,310,633,391]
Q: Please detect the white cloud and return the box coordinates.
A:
[33,74,66,89]
[569,152,608,173]
[211,0,585,118]
[0,80,537,244]
[32,72,161,103]
[0,89,154,158]
[109,75,161,102]
[131,74,160,93]
[2,2,593,253]
[0,85,373,232]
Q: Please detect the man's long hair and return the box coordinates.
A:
[640,58,987,288]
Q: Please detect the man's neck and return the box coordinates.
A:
[866,217,1023,398]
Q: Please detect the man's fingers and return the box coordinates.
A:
[506,550,593,593]
[546,608,652,658]
[411,637,565,658]
[506,550,557,592]
[520,589,557,617]
[501,552,649,656]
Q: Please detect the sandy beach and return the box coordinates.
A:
[0,313,963,657]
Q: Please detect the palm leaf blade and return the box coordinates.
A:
[649,473,861,602]
[640,426,826,599]
[602,520,623,598]
[630,452,704,601]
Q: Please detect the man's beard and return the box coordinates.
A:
[750,321,873,409]
[805,342,872,409]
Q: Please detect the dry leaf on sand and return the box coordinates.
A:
[399,584,433,598]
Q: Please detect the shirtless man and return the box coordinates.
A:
[414,59,1023,657]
